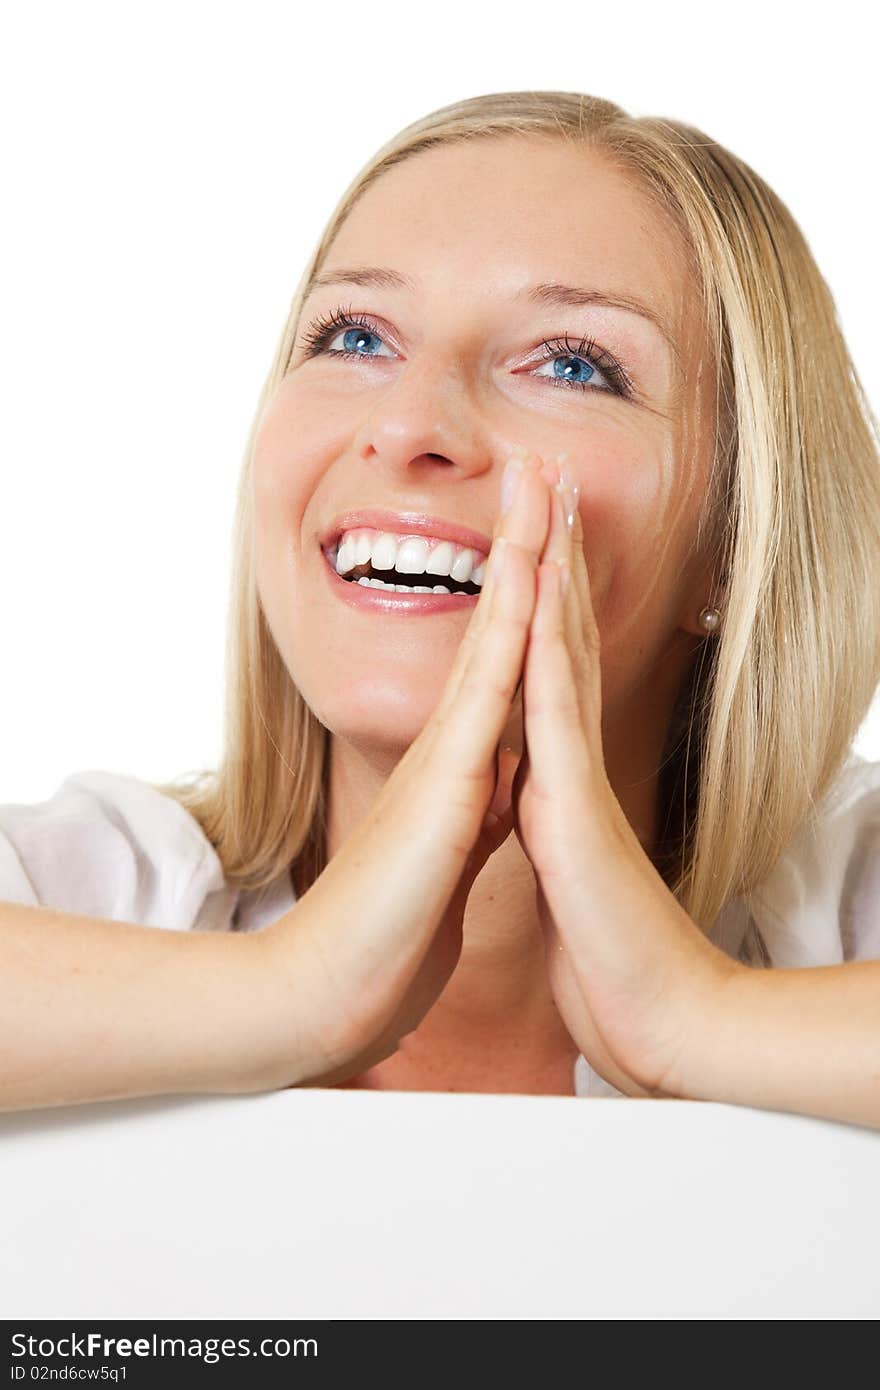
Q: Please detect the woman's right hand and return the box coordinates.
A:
[255,449,554,1089]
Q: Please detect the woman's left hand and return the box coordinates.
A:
[509,451,740,1099]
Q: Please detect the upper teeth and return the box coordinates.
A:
[332,529,487,586]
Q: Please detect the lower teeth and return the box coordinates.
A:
[352,577,456,594]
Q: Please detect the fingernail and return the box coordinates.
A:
[488,536,509,584]
[500,455,525,514]
[566,483,579,532]
[554,480,579,533]
[540,455,560,488]
[552,455,578,529]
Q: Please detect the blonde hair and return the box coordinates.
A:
[152,90,880,952]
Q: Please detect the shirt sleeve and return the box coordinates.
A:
[747,753,880,967]
[0,769,235,932]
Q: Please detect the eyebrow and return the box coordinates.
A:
[303,264,682,371]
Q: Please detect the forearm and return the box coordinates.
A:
[0,901,293,1111]
[678,958,880,1130]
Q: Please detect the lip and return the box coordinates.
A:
[320,509,493,557]
[321,547,479,614]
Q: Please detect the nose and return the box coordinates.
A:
[350,353,495,485]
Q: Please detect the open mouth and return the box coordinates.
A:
[338,559,482,597]
[323,527,488,600]
[321,549,480,607]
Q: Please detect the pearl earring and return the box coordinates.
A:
[699,606,722,635]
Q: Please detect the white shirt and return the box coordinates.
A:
[2,749,879,1099]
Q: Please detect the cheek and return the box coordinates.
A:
[251,384,326,547]
[250,392,319,663]
[250,380,361,722]
[570,425,694,649]
[258,373,357,459]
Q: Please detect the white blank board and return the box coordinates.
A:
[1,1088,877,1320]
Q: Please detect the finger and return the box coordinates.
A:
[433,450,550,720]
[557,473,605,768]
[529,459,603,761]
[541,458,572,571]
[563,478,598,662]
[427,455,551,779]
[521,554,591,802]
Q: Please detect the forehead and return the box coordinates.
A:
[323,137,693,326]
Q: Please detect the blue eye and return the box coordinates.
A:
[539,355,598,387]
[298,305,632,398]
[533,339,617,392]
[337,324,390,358]
[300,310,394,362]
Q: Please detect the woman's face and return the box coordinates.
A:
[252,137,716,763]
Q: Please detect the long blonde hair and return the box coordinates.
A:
[152,90,880,947]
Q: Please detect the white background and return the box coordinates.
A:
[2,0,878,802]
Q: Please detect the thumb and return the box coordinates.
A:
[451,745,521,915]
[478,743,521,857]
[510,744,530,847]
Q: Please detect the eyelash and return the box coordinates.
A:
[297,303,634,399]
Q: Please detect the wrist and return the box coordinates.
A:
[660,948,751,1102]
[240,919,321,1092]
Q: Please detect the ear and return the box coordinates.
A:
[676,552,727,641]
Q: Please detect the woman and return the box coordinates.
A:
[2,91,879,1122]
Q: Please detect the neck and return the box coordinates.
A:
[320,703,664,1067]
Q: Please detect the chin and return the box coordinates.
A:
[307,677,441,752]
